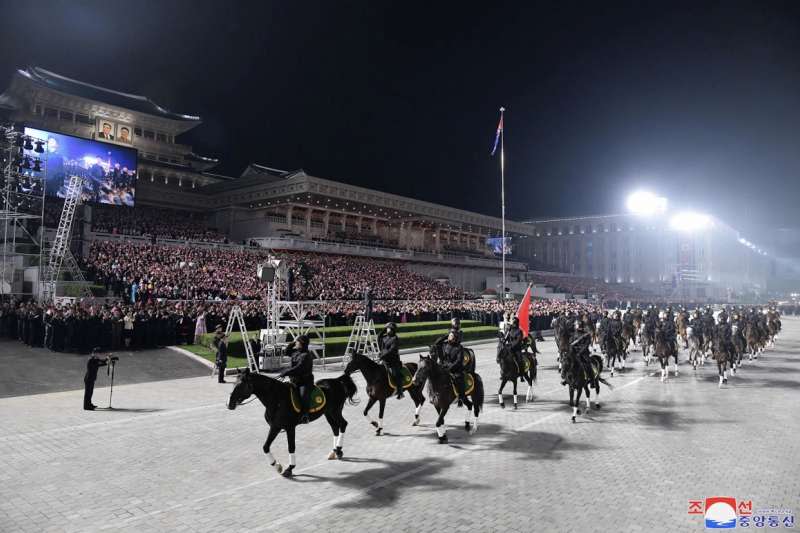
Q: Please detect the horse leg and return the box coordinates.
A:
[435,405,450,444]
[263,425,284,474]
[363,397,378,428]
[375,399,386,436]
[512,379,518,410]
[718,361,724,388]
[410,388,425,426]
[281,426,297,478]
[573,386,583,423]
[325,411,346,460]
[583,384,591,412]
[660,358,667,382]
[498,378,506,408]
[673,353,678,376]
[593,380,601,409]
[525,373,533,403]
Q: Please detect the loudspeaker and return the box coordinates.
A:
[257,265,276,282]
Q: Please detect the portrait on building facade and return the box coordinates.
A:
[95,118,116,141]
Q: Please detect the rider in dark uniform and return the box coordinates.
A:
[503,317,525,372]
[83,349,109,410]
[449,317,463,344]
[441,331,470,407]
[280,335,315,423]
[605,310,623,355]
[566,318,594,383]
[378,322,404,399]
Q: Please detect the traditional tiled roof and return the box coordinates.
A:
[18,66,201,122]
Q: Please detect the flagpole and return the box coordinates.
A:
[500,106,506,303]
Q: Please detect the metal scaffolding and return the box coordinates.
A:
[0,125,46,299]
[39,174,84,302]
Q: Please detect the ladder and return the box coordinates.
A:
[218,305,258,375]
[343,315,380,363]
[41,175,82,301]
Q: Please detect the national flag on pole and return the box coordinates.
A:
[490,110,504,156]
[516,283,532,338]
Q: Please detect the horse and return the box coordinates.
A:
[496,337,538,409]
[639,323,654,365]
[554,321,572,373]
[632,315,643,346]
[621,321,636,352]
[561,347,612,423]
[710,332,733,388]
[653,327,678,382]
[676,313,689,349]
[744,322,762,360]
[344,351,426,435]
[430,341,477,374]
[227,369,358,478]
[767,316,780,347]
[731,324,746,368]
[412,355,484,444]
[686,325,704,370]
[604,332,626,377]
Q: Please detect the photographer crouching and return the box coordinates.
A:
[83,348,119,410]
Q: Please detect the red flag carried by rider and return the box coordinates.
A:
[516,284,532,338]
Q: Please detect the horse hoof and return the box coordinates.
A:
[412,417,420,427]
[513,404,518,410]
[438,435,448,444]
[375,428,383,436]
[370,420,379,428]
[281,465,294,478]
[595,403,601,409]
[335,447,344,459]
[465,422,471,431]
[576,409,581,415]
[274,463,284,474]
[327,450,337,460]
[571,416,576,423]
[499,402,505,409]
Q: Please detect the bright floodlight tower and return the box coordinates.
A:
[626,190,668,216]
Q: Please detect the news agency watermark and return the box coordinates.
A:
[688,497,795,529]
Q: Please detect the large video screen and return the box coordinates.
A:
[487,236,512,256]
[24,127,137,207]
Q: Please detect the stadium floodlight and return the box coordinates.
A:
[669,211,712,232]
[626,191,668,215]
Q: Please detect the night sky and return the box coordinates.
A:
[1,1,799,233]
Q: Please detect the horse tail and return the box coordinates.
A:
[530,355,538,383]
[597,376,614,390]
[337,373,360,405]
[473,374,484,416]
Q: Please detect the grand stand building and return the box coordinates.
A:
[0,66,777,301]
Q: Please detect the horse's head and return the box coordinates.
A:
[228,369,255,410]
[413,354,434,387]
[343,351,367,375]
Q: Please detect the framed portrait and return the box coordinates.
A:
[116,124,133,145]
[95,118,116,141]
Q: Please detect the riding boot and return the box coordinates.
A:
[299,385,311,424]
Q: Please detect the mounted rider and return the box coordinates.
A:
[441,331,470,406]
[378,322,404,399]
[564,318,593,385]
[604,309,623,354]
[500,316,525,373]
[449,317,464,344]
[279,334,315,424]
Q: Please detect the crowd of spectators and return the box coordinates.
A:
[90,204,227,242]
[83,242,465,303]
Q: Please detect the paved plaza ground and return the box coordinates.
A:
[1,318,798,533]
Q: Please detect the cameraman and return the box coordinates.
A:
[84,349,115,410]
[213,326,229,383]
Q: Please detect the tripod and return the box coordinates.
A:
[107,357,117,409]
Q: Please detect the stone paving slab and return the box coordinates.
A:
[1,319,798,532]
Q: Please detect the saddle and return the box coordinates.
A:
[288,384,326,414]
[514,356,532,374]
[387,366,413,391]
[450,373,475,397]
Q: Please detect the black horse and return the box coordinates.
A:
[496,337,537,409]
[561,348,611,423]
[654,326,678,382]
[412,355,484,444]
[227,369,358,478]
[344,351,426,435]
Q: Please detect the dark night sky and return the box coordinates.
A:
[1,1,799,233]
